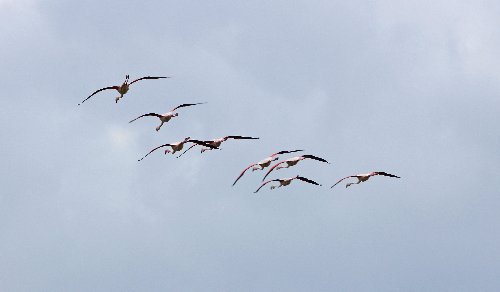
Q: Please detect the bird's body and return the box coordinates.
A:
[254,175,321,193]
[79,75,169,105]
[129,102,205,131]
[176,135,259,158]
[200,136,259,153]
[232,150,304,186]
[254,157,276,169]
[262,154,330,181]
[331,171,400,189]
[138,137,217,161]
[205,137,226,149]
[166,139,189,153]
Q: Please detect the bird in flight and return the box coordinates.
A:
[129,102,206,131]
[176,135,259,158]
[79,75,170,105]
[254,175,322,193]
[138,137,217,161]
[262,154,330,181]
[330,171,400,188]
[232,149,304,186]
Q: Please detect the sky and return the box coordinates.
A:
[1,0,499,291]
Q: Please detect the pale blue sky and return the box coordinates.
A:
[1,0,499,291]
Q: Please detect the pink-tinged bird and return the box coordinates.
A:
[232,149,304,186]
[79,75,170,105]
[129,102,206,131]
[330,171,400,189]
[176,135,259,158]
[262,154,330,181]
[138,137,217,161]
[254,175,322,193]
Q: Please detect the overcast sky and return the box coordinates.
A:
[1,0,500,291]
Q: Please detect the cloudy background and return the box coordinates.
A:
[1,0,499,291]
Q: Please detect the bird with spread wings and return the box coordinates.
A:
[176,135,259,158]
[254,175,322,193]
[261,154,330,181]
[129,102,206,131]
[79,75,169,105]
[331,171,400,188]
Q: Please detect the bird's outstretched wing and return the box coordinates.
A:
[171,102,206,112]
[296,176,322,186]
[254,179,280,193]
[129,113,162,123]
[272,149,304,156]
[129,76,170,85]
[188,140,219,149]
[262,161,286,181]
[302,154,330,164]
[330,176,357,189]
[79,86,119,105]
[225,135,259,140]
[373,172,400,178]
[232,163,258,186]
[138,143,173,161]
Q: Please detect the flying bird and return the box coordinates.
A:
[262,154,330,181]
[138,137,217,161]
[176,136,259,158]
[330,171,400,188]
[254,175,322,193]
[129,102,206,131]
[79,75,170,105]
[232,150,304,186]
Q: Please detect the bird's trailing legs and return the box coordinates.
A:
[201,147,221,153]
[276,165,290,171]
[156,122,165,132]
[346,180,361,188]
[115,94,123,103]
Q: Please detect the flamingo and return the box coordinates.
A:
[129,102,206,131]
[232,150,304,186]
[262,154,330,181]
[79,75,170,105]
[176,136,259,158]
[330,172,400,188]
[254,175,322,193]
[138,137,217,161]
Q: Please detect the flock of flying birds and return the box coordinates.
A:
[79,75,400,193]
